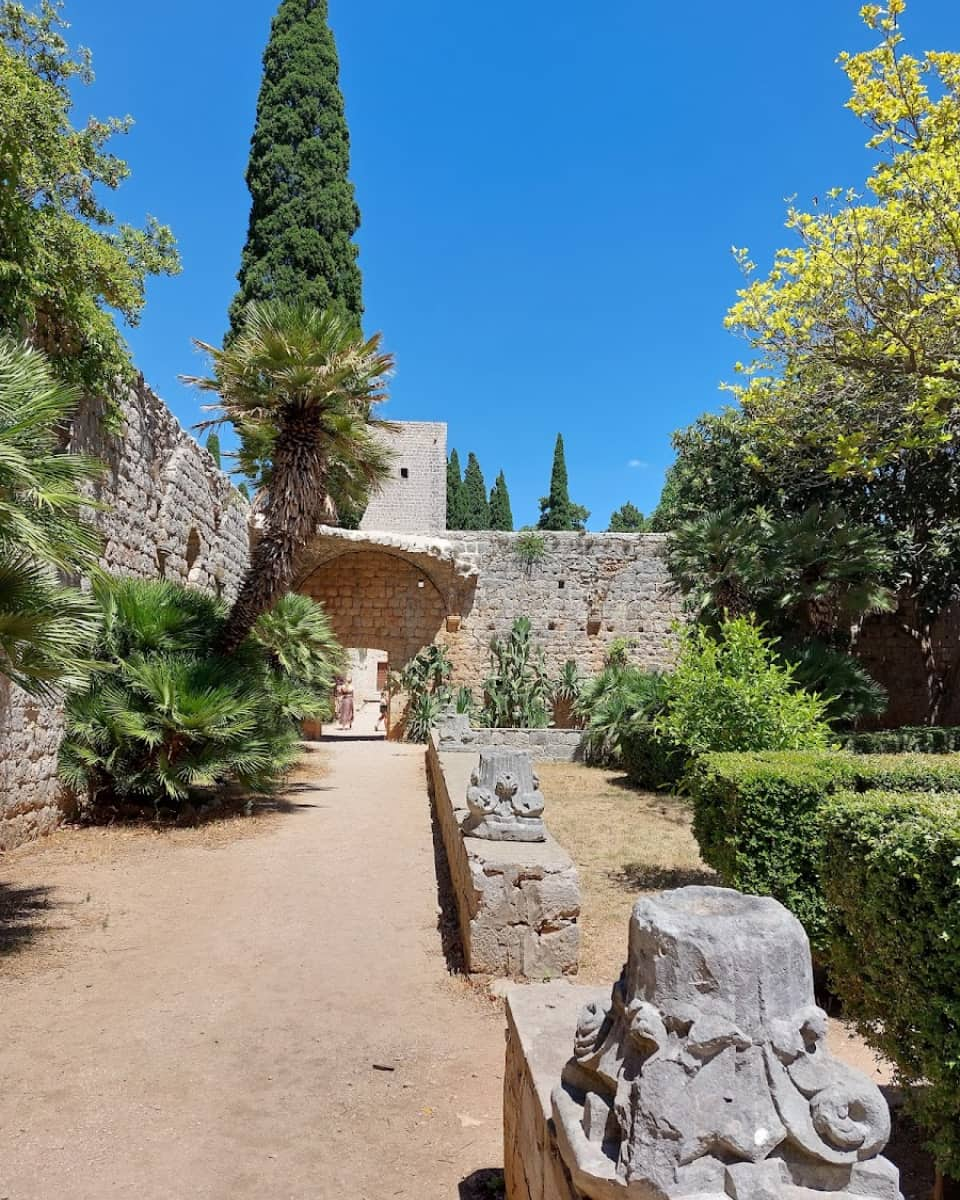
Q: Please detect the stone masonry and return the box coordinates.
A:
[0,377,250,850]
[427,736,581,979]
[360,421,447,534]
[296,529,682,687]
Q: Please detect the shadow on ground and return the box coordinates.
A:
[458,1168,505,1199]
[610,861,717,891]
[0,882,54,957]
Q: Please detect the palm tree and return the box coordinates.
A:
[0,338,101,696]
[183,302,395,653]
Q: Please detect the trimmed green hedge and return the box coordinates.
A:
[840,726,960,754]
[688,751,960,949]
[821,791,960,1177]
[620,726,685,791]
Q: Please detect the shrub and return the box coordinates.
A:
[821,791,960,1177]
[576,665,669,766]
[388,644,454,742]
[840,726,960,754]
[689,750,960,949]
[619,724,686,790]
[656,617,832,757]
[58,580,339,814]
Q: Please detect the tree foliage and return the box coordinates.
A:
[538,434,588,531]
[446,449,465,529]
[726,2,960,473]
[0,1,179,402]
[488,470,514,531]
[0,338,101,695]
[184,301,394,652]
[608,502,647,532]
[228,0,362,338]
[460,452,489,531]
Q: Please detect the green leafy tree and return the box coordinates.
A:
[228,0,362,338]
[608,502,647,532]
[725,2,960,474]
[656,617,832,756]
[461,452,490,530]
[0,1,180,402]
[538,434,589,531]
[446,448,465,529]
[0,338,101,696]
[183,301,394,653]
[489,470,514,531]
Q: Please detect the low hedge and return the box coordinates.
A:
[821,791,960,1177]
[620,726,686,791]
[688,751,960,949]
[840,726,960,754]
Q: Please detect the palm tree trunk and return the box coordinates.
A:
[218,412,326,655]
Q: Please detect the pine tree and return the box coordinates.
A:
[489,471,514,531]
[608,502,647,532]
[228,0,362,337]
[461,453,490,530]
[538,434,589,531]
[446,449,465,529]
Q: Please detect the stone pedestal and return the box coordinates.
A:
[551,887,900,1200]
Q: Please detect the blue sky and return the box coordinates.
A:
[68,1,959,529]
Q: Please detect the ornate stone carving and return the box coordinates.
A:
[435,703,478,750]
[552,886,900,1200]
[462,751,546,842]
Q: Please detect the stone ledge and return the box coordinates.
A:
[427,736,581,979]
[441,728,585,763]
[504,981,604,1200]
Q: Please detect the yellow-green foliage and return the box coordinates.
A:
[689,750,960,949]
[726,2,960,473]
[821,790,960,1176]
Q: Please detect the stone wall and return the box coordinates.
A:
[296,530,681,690]
[360,421,447,534]
[503,981,603,1200]
[427,736,581,979]
[0,377,250,851]
[441,728,585,762]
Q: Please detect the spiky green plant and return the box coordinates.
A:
[0,338,101,695]
[253,591,345,703]
[480,617,551,728]
[58,580,341,814]
[576,664,670,764]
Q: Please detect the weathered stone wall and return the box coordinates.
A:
[442,728,585,762]
[427,736,580,979]
[360,421,447,534]
[0,377,250,851]
[503,981,603,1200]
[296,531,681,690]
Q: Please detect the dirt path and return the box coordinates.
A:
[0,741,505,1200]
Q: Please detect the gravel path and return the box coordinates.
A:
[0,740,505,1199]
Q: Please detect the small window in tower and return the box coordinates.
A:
[400,467,409,479]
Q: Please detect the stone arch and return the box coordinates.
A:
[297,548,448,670]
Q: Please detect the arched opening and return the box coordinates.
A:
[298,549,449,738]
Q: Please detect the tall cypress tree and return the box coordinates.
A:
[538,434,589,531]
[489,471,514,531]
[461,453,490,530]
[228,0,362,338]
[446,449,465,529]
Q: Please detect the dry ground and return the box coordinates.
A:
[0,739,506,1200]
[537,760,937,1200]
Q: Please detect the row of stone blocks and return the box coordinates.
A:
[426,734,901,1200]
[426,734,581,979]
[503,887,901,1200]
